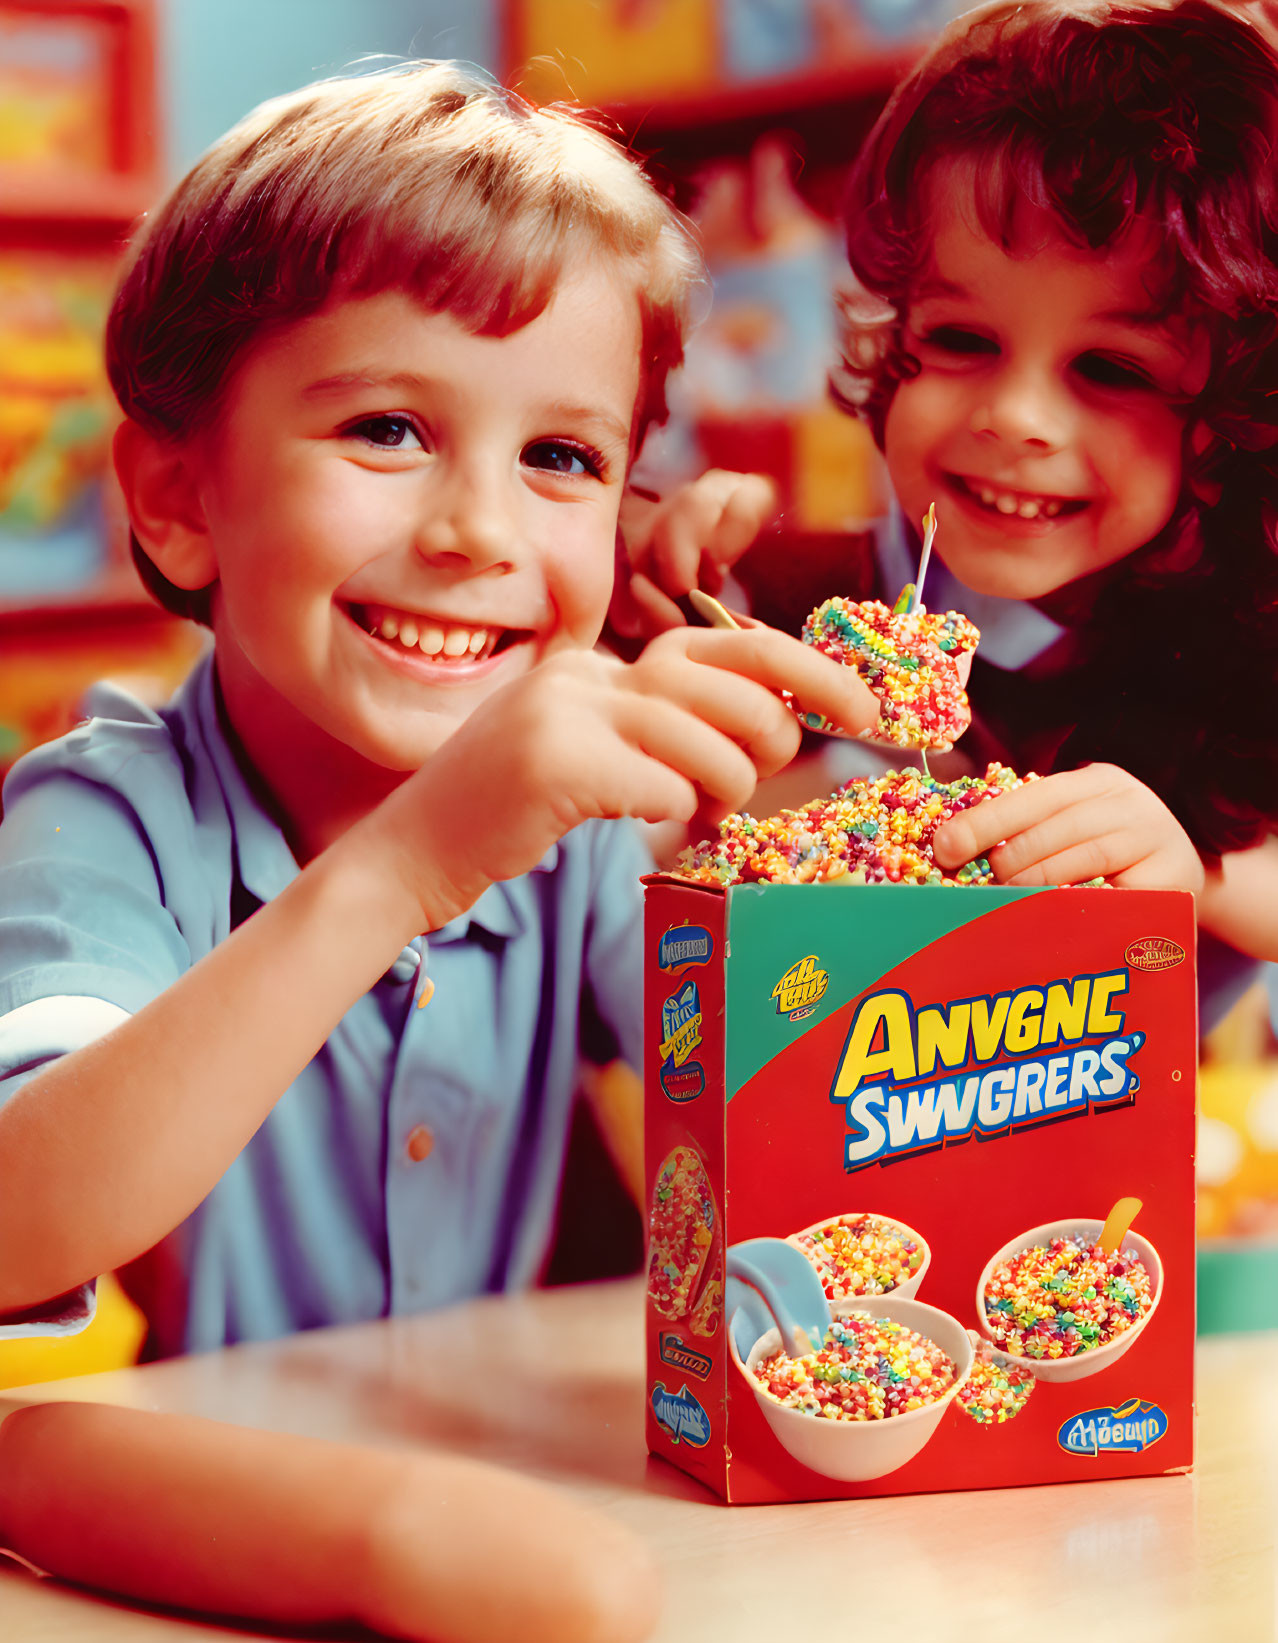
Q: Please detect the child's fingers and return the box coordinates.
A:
[675,625,883,741]
[613,693,765,813]
[627,656,804,781]
[932,769,1097,868]
[699,470,780,574]
[623,571,693,635]
[984,795,1141,884]
[997,831,1138,888]
[649,470,777,596]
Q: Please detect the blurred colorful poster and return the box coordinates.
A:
[0,252,114,597]
[0,7,112,177]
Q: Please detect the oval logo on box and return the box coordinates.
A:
[1125,937,1186,973]
[1058,1398,1168,1457]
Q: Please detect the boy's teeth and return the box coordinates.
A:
[372,609,492,659]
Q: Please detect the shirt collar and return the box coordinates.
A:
[877,500,1065,672]
[174,652,557,941]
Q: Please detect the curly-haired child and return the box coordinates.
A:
[648,0,1278,1022]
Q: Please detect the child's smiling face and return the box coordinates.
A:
[883,167,1209,602]
[187,266,640,774]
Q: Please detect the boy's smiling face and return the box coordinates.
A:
[187,266,639,776]
[883,167,1208,602]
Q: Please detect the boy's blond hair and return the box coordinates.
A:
[107,61,704,624]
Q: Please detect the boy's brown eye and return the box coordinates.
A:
[351,415,422,448]
[524,439,603,478]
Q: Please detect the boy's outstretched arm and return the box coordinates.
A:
[0,627,878,1314]
[0,1401,659,1643]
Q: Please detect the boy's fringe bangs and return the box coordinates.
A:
[113,73,700,438]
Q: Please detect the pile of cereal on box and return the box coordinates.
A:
[674,763,1035,888]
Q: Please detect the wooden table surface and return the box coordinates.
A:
[0,1277,1273,1642]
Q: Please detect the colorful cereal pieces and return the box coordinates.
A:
[646,1145,717,1321]
[797,596,979,750]
[983,1236,1155,1360]
[752,1311,957,1421]
[957,1340,1036,1425]
[674,762,1032,888]
[791,1214,926,1301]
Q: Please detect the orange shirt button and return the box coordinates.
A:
[405,1124,435,1163]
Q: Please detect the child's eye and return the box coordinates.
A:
[1073,353,1153,391]
[523,439,605,478]
[919,325,999,356]
[347,415,424,450]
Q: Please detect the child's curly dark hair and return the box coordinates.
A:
[833,0,1278,855]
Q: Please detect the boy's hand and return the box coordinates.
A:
[380,624,878,930]
[932,764,1205,894]
[611,470,779,638]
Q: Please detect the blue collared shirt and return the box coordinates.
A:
[0,655,648,1356]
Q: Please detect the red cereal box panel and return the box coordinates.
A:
[644,880,1196,1504]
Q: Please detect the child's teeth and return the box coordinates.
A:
[367,608,495,658]
[970,480,1067,518]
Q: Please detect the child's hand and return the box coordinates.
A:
[932,764,1206,894]
[379,624,878,929]
[611,470,779,638]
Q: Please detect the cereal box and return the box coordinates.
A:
[643,880,1196,1502]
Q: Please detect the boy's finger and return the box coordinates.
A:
[616,694,766,811]
[702,472,779,573]
[680,627,883,741]
[630,660,803,779]
[624,573,691,634]
[650,486,725,597]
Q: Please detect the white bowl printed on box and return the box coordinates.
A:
[730,1294,973,1483]
[975,1218,1163,1385]
[787,1211,932,1303]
